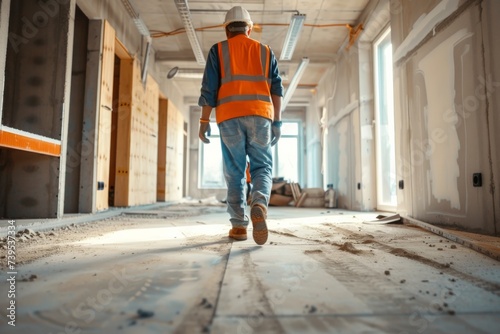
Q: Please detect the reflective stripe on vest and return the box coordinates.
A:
[219,40,271,87]
[216,39,272,107]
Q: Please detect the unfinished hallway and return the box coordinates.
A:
[1,0,500,333]
[1,202,500,333]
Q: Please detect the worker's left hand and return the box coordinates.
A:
[270,124,281,146]
[199,122,211,143]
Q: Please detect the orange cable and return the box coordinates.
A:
[150,22,352,39]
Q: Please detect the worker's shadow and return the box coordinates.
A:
[141,236,262,257]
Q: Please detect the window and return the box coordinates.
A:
[272,121,301,182]
[374,28,397,210]
[199,120,302,187]
[199,122,225,188]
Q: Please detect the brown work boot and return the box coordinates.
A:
[250,204,268,245]
[229,227,247,241]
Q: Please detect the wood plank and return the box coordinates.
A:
[0,126,61,156]
[115,37,131,60]
[114,59,134,207]
[290,183,301,203]
[157,99,168,201]
[296,192,308,208]
[115,58,159,207]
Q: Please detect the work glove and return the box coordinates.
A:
[199,122,211,143]
[270,124,281,146]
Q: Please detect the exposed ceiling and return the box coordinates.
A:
[133,0,370,101]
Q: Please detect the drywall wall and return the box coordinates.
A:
[314,0,392,211]
[483,0,500,234]
[392,0,498,234]
[314,0,498,234]
[317,51,359,210]
[304,96,323,189]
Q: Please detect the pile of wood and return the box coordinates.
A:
[269,180,325,208]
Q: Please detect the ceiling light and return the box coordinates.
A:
[280,13,306,61]
[167,67,204,79]
[174,0,206,65]
[282,57,309,111]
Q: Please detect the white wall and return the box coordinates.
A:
[314,0,499,234]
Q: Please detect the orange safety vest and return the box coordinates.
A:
[216,35,274,124]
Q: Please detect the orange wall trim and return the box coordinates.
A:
[0,126,61,157]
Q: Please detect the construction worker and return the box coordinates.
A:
[198,6,283,245]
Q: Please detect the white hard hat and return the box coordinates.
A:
[224,6,253,28]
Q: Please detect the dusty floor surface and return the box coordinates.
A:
[1,200,500,333]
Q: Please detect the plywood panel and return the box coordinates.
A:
[157,99,168,201]
[130,72,158,205]
[114,59,133,207]
[115,58,159,207]
[95,20,116,211]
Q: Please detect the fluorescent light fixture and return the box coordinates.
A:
[141,38,152,84]
[282,57,309,111]
[280,13,306,61]
[174,0,206,65]
[120,0,150,36]
[167,67,204,79]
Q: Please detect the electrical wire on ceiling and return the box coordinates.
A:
[150,22,354,39]
[151,23,359,38]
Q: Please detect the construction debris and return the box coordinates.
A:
[269,179,330,208]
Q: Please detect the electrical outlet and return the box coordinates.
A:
[472,173,482,187]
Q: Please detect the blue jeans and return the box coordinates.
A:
[218,116,273,228]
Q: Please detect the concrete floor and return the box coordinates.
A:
[1,200,500,333]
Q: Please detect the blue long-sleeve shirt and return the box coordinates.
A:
[198,41,284,108]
